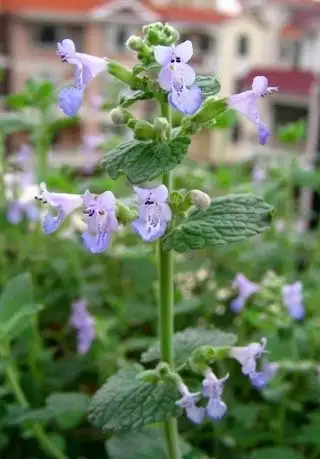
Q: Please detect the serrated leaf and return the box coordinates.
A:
[141,327,237,368]
[88,365,180,432]
[46,392,89,429]
[249,448,303,459]
[195,75,221,99]
[0,273,33,323]
[101,137,190,184]
[120,90,154,108]
[107,427,191,459]
[163,194,273,253]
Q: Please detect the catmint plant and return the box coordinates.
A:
[36,22,275,459]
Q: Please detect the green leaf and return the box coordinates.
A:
[107,427,191,459]
[141,327,237,368]
[249,448,303,459]
[88,365,180,432]
[0,113,30,134]
[0,273,33,323]
[195,75,221,99]
[45,392,90,429]
[102,137,190,184]
[163,194,273,253]
[120,90,154,108]
[0,304,43,340]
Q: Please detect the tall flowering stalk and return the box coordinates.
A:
[35,22,276,459]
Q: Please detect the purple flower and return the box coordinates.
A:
[82,190,118,254]
[35,182,82,234]
[70,299,95,354]
[176,382,205,424]
[202,370,229,421]
[154,40,202,115]
[231,273,260,313]
[251,362,279,389]
[15,144,33,170]
[57,39,106,116]
[229,76,278,145]
[282,281,305,320]
[7,200,39,224]
[132,185,172,242]
[230,337,267,377]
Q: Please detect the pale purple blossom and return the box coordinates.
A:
[282,281,305,320]
[70,299,95,354]
[251,362,279,389]
[132,185,172,242]
[57,39,106,116]
[7,200,39,224]
[176,382,205,424]
[229,76,278,145]
[231,273,260,313]
[154,40,202,115]
[202,370,229,421]
[15,144,33,170]
[82,190,118,254]
[35,182,82,234]
[230,337,267,378]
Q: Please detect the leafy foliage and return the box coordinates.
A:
[142,327,237,367]
[102,137,190,184]
[88,366,180,432]
[163,194,274,252]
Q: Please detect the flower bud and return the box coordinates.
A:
[126,36,144,52]
[110,107,132,125]
[116,202,137,224]
[137,370,160,384]
[133,120,156,140]
[155,362,171,378]
[163,24,180,43]
[189,190,211,209]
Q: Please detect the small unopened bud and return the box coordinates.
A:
[189,190,211,209]
[137,370,160,384]
[156,362,171,378]
[163,24,179,43]
[154,117,169,132]
[116,202,137,224]
[110,107,131,125]
[133,120,156,140]
[126,36,144,52]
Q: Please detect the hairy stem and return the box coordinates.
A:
[158,101,181,459]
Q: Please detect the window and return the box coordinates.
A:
[33,24,60,45]
[237,34,249,57]
[199,34,211,53]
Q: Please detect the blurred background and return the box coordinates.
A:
[1,1,320,459]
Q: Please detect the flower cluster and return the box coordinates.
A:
[176,370,229,424]
[56,36,278,145]
[35,183,172,253]
[282,281,305,320]
[70,299,95,354]
[231,273,260,312]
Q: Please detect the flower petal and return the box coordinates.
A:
[158,66,174,91]
[186,405,205,424]
[175,40,193,63]
[252,76,268,97]
[42,207,65,234]
[7,202,22,224]
[59,86,83,116]
[24,202,40,221]
[76,53,106,86]
[57,38,76,60]
[133,186,151,202]
[207,398,227,420]
[257,123,271,145]
[160,203,172,222]
[132,218,167,242]
[153,184,169,202]
[154,45,173,66]
[98,190,116,211]
[179,63,196,86]
[169,84,202,115]
[82,231,110,254]
[231,297,245,313]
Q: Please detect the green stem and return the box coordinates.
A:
[34,126,50,182]
[5,361,68,459]
[158,101,181,459]
[0,131,6,205]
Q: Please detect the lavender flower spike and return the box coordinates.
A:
[202,370,229,421]
[176,382,205,424]
[132,185,172,242]
[282,281,305,320]
[230,337,267,377]
[251,362,279,389]
[81,190,118,254]
[70,299,95,354]
[154,40,202,115]
[35,182,82,234]
[231,273,260,313]
[229,76,278,145]
[57,38,107,116]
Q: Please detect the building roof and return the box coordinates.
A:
[240,68,318,96]
[2,0,234,23]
